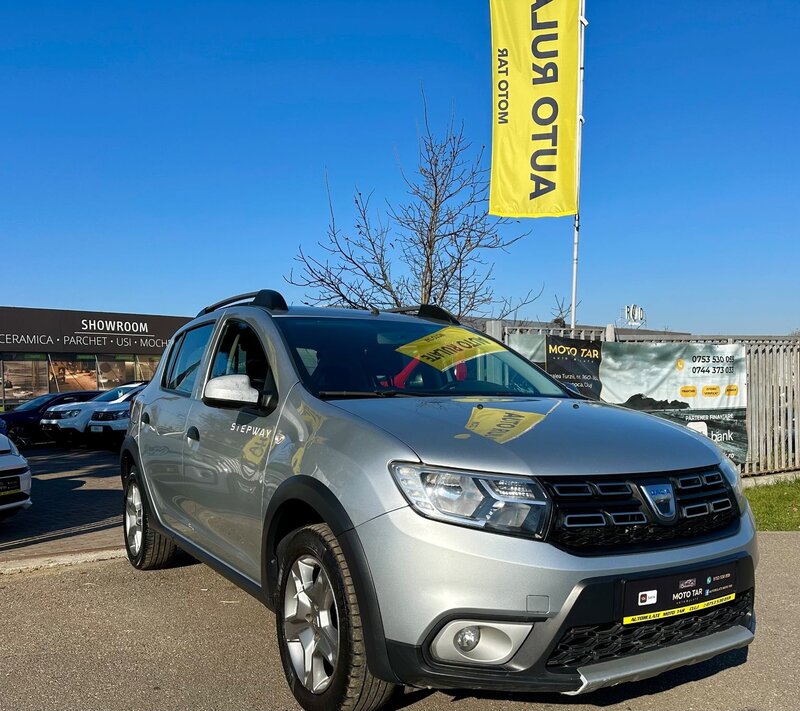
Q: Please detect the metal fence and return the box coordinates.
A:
[489,320,800,477]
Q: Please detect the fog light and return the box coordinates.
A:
[454,625,481,653]
[431,619,533,665]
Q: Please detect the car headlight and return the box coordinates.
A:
[389,462,551,538]
[719,456,745,510]
[112,410,130,420]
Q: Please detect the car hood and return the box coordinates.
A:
[48,402,95,413]
[91,403,129,413]
[330,396,721,476]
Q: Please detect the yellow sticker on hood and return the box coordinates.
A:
[395,327,504,371]
[464,406,548,444]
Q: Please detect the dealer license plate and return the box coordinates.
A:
[0,476,21,496]
[622,562,737,625]
[90,426,103,433]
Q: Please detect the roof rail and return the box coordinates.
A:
[386,304,460,325]
[197,289,289,317]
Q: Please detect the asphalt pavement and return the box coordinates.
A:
[0,446,122,563]
[2,532,799,711]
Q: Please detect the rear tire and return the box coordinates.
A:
[276,523,398,711]
[123,468,177,569]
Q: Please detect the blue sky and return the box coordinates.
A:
[2,1,798,334]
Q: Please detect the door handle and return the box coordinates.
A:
[186,426,200,442]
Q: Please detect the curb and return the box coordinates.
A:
[0,547,126,575]
[742,471,800,489]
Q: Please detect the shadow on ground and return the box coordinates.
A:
[0,445,122,553]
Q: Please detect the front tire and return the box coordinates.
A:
[123,468,177,569]
[276,524,398,711]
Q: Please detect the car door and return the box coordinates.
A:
[182,316,279,581]
[138,322,216,536]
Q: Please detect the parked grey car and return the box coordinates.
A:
[121,290,757,711]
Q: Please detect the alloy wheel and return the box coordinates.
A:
[283,554,340,694]
[124,481,144,556]
[8,426,31,448]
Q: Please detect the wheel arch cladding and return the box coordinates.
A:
[262,475,400,683]
[119,435,140,484]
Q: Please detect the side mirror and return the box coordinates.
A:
[203,375,261,409]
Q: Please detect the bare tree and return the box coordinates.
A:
[549,295,571,328]
[288,101,539,319]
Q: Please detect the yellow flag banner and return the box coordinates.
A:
[489,0,580,217]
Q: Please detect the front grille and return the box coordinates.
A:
[92,411,118,421]
[46,410,74,420]
[541,469,739,554]
[547,589,753,668]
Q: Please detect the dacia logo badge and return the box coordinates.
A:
[640,481,677,523]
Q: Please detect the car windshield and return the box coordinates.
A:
[274,316,568,399]
[92,386,135,403]
[13,394,54,412]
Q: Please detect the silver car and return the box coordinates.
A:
[121,290,757,711]
[0,433,32,521]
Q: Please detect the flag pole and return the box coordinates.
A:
[570,0,588,333]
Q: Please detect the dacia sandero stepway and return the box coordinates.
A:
[121,290,756,711]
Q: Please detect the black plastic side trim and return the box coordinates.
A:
[150,517,265,603]
[386,640,581,692]
[119,435,140,485]
[261,476,399,683]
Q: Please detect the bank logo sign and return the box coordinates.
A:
[0,306,189,355]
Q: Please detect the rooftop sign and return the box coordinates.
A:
[0,306,190,355]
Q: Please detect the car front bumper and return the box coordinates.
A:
[355,504,757,693]
[41,418,82,434]
[87,420,128,434]
[0,466,32,512]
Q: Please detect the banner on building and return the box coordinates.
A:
[545,335,602,398]
[508,332,546,368]
[506,333,749,464]
[599,343,748,465]
[489,0,580,217]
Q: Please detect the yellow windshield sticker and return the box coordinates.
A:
[395,327,504,371]
[463,404,555,444]
[623,593,735,625]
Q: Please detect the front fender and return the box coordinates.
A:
[261,475,400,684]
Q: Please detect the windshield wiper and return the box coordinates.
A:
[316,390,424,400]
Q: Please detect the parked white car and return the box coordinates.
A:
[40,383,146,440]
[0,433,31,521]
[86,389,144,440]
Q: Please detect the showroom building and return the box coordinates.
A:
[0,306,189,410]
